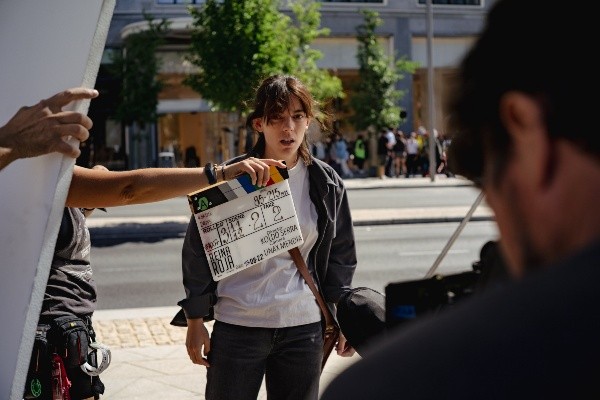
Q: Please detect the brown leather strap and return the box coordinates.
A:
[288,247,336,329]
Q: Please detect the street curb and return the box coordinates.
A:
[353,215,493,226]
[342,176,472,190]
[88,205,495,245]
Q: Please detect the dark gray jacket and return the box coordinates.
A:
[171,156,357,326]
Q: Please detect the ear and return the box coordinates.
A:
[499,91,555,189]
[252,118,264,133]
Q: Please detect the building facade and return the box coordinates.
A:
[85,0,496,170]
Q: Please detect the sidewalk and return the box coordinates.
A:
[91,175,492,399]
[94,307,361,399]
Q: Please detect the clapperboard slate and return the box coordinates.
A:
[188,165,304,281]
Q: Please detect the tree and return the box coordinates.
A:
[185,0,343,113]
[288,0,344,103]
[350,9,418,132]
[110,14,170,127]
[185,0,294,113]
[109,14,170,168]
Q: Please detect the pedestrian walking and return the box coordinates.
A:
[392,129,406,177]
[330,132,353,178]
[405,131,419,177]
[352,133,368,174]
[377,128,392,178]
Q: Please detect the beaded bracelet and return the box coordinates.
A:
[204,162,217,185]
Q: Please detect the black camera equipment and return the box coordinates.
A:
[385,192,507,330]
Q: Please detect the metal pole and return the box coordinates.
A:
[426,0,436,181]
[424,191,485,279]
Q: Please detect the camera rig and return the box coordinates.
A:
[385,192,508,330]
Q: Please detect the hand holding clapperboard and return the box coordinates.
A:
[188,166,304,281]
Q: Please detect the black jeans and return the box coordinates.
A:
[406,154,419,176]
[206,320,323,400]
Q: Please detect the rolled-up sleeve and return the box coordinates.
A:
[177,215,217,320]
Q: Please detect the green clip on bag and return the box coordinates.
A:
[23,324,51,399]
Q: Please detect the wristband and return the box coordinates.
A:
[222,165,226,181]
[204,162,217,185]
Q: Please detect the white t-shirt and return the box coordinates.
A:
[213,160,321,328]
[385,130,397,147]
[406,138,419,155]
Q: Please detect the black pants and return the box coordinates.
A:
[406,154,418,176]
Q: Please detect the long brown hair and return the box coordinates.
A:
[246,75,317,165]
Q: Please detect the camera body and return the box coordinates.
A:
[385,240,506,330]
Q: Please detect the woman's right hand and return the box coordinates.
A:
[186,318,211,367]
[224,158,285,187]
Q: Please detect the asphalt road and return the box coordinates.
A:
[87,184,486,246]
[92,220,499,310]
[89,180,497,310]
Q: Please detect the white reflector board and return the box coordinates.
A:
[0,1,115,398]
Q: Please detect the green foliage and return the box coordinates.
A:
[185,0,295,112]
[350,9,418,131]
[185,0,342,113]
[288,0,344,103]
[109,14,170,126]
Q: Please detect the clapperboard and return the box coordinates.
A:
[188,166,304,281]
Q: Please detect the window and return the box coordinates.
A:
[417,0,481,5]
[156,0,200,4]
[319,0,384,3]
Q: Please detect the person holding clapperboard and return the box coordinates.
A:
[172,75,358,400]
